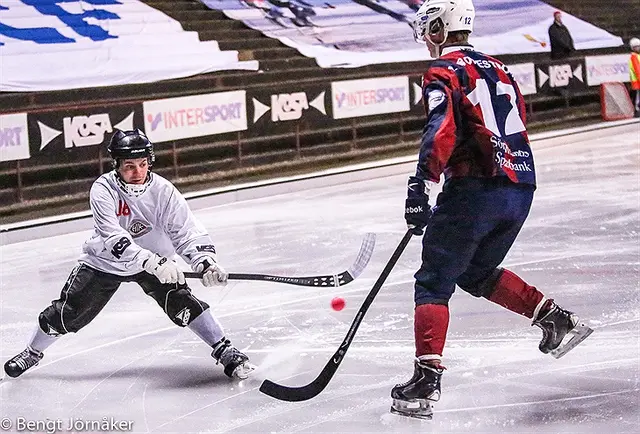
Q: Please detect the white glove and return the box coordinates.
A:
[143,253,185,285]
[194,258,228,287]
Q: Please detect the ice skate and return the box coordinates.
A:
[390,359,444,420]
[4,347,44,378]
[533,300,593,359]
[212,338,255,379]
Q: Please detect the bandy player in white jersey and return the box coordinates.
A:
[4,129,255,380]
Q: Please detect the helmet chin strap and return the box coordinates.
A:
[426,26,447,59]
[433,43,442,58]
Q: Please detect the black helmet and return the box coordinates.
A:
[107,129,155,167]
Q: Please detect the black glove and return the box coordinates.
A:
[404,176,432,235]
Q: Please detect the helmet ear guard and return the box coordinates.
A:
[427,18,447,45]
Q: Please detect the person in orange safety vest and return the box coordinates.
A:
[629,37,640,116]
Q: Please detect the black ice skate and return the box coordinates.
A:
[533,300,593,359]
[4,347,44,378]
[212,338,255,379]
[390,359,444,420]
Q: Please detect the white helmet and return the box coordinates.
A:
[412,0,475,45]
[630,37,640,49]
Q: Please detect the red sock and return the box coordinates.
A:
[414,304,449,358]
[487,269,544,319]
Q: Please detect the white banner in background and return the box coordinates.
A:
[585,55,630,86]
[202,0,622,69]
[0,113,30,162]
[0,0,257,92]
[508,63,537,95]
[143,91,248,142]
[332,76,410,119]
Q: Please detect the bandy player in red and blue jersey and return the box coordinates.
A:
[390,0,593,420]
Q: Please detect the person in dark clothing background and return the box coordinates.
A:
[548,11,575,59]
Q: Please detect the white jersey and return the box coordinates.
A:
[79,171,215,276]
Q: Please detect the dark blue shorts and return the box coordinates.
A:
[414,177,535,305]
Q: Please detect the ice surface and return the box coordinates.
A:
[1,124,639,433]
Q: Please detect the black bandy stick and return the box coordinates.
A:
[183,233,375,288]
[259,229,414,401]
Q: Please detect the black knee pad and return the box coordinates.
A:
[458,268,505,298]
[39,309,67,336]
[164,287,210,327]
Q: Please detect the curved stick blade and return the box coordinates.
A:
[346,232,376,280]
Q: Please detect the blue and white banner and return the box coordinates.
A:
[200,0,623,68]
[0,0,258,92]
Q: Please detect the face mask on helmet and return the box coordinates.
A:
[412,0,475,46]
[115,171,152,198]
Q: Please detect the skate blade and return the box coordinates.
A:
[390,399,433,420]
[550,323,593,359]
[232,362,256,380]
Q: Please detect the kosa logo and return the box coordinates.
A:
[538,64,584,88]
[37,111,135,151]
[63,114,112,148]
[252,91,326,123]
[271,92,309,121]
[549,64,573,87]
[546,64,583,88]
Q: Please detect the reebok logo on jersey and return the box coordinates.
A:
[175,308,191,326]
[428,90,446,111]
[406,206,424,213]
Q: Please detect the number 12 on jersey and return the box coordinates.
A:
[467,79,526,137]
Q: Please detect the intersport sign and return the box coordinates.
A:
[143,91,247,142]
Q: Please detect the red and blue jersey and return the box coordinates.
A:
[417,46,536,187]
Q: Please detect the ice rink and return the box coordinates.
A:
[1,123,639,433]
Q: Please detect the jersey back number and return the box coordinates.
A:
[467,79,526,137]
